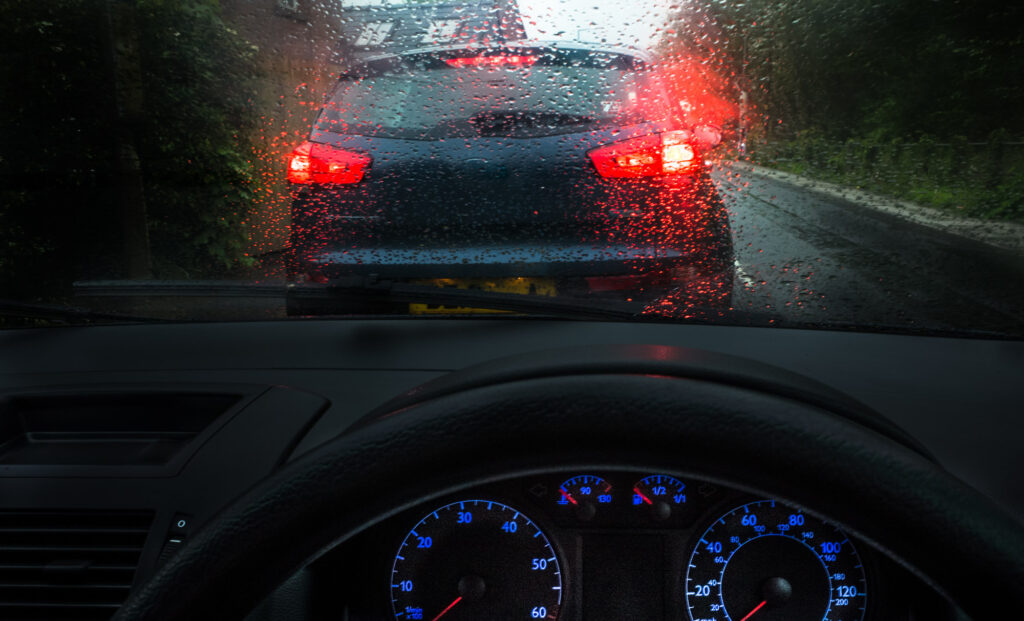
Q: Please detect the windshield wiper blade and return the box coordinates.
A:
[292,277,643,320]
[72,279,784,325]
[296,278,794,325]
[76,280,285,298]
[0,298,162,324]
[73,278,641,320]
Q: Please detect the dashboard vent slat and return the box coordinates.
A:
[0,510,152,620]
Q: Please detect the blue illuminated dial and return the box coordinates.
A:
[685,499,867,621]
[632,474,687,506]
[390,500,562,621]
[557,474,612,506]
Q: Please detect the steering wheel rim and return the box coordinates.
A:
[114,356,1024,620]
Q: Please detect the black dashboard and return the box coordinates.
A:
[1,318,1022,620]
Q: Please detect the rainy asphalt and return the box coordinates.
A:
[714,166,1024,335]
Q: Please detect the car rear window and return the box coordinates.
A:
[314,49,671,139]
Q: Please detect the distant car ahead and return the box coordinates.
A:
[285,42,734,314]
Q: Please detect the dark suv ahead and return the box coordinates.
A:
[285,42,734,315]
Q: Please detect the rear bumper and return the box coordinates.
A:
[287,243,726,281]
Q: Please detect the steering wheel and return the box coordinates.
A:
[114,345,1024,620]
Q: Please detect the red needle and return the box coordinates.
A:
[633,487,654,505]
[738,600,768,621]
[559,488,578,505]
[430,596,462,621]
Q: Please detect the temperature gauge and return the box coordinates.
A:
[557,475,612,521]
[632,474,687,521]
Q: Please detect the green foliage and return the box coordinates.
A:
[135,0,259,276]
[751,136,1024,222]
[0,0,119,298]
[0,0,260,300]
[665,0,1023,221]
[664,0,1024,142]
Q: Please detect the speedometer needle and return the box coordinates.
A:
[738,599,767,621]
[431,596,462,621]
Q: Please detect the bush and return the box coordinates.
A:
[749,134,1024,222]
[0,0,119,298]
[136,0,260,277]
[0,0,260,300]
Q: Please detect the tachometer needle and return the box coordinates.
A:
[431,596,463,621]
[738,599,767,621]
[559,488,578,505]
[633,487,653,505]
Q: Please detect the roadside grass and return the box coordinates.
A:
[748,135,1024,223]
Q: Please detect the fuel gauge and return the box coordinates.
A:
[632,474,687,521]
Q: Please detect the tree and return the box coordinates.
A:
[660,0,1024,141]
[0,0,261,300]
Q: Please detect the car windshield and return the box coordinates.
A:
[1,0,1022,336]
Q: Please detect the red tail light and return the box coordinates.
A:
[445,55,538,68]
[287,141,371,185]
[588,131,699,178]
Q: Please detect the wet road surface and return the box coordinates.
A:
[715,166,1024,335]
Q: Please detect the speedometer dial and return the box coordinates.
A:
[391,499,562,621]
[685,499,867,621]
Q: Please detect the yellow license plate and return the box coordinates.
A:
[409,277,557,314]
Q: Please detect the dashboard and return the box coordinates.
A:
[293,472,948,621]
[1,318,1022,620]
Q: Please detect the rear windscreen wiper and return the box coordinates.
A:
[468,111,599,137]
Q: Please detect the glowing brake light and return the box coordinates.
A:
[445,55,538,68]
[287,141,371,185]
[588,131,699,178]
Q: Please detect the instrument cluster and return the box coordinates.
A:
[309,471,942,621]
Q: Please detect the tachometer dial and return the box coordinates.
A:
[632,474,687,520]
[685,499,867,621]
[391,500,562,621]
[557,475,613,521]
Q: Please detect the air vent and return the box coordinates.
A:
[0,510,153,620]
